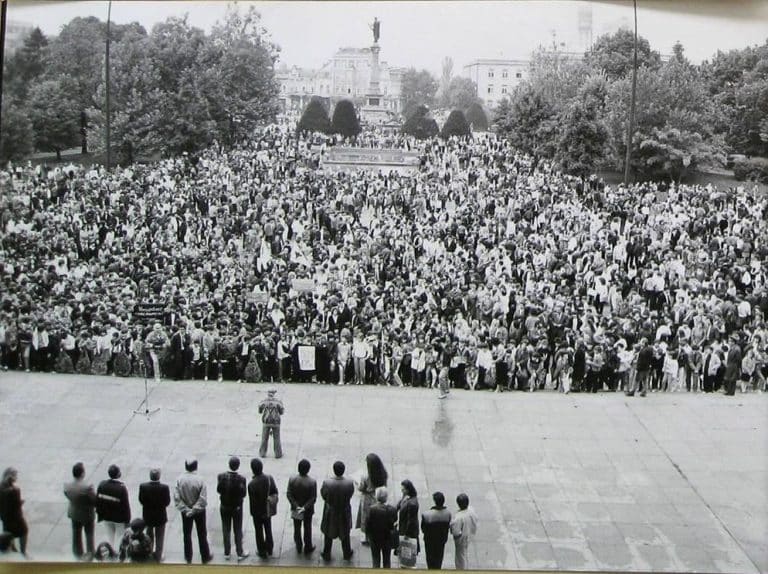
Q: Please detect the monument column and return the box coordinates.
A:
[362,17,387,125]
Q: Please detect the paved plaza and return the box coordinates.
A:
[0,372,766,572]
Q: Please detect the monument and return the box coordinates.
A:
[360,17,390,125]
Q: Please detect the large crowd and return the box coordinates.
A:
[1,121,767,396]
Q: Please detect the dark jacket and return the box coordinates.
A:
[0,485,28,536]
[286,474,317,517]
[217,471,247,510]
[138,480,171,527]
[364,502,397,546]
[397,496,419,538]
[64,478,97,524]
[421,506,452,548]
[320,475,355,539]
[248,473,278,520]
[97,479,131,524]
[724,344,743,382]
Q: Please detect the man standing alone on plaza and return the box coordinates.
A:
[248,458,279,559]
[421,491,452,569]
[258,387,284,458]
[173,458,213,565]
[286,459,317,555]
[63,462,97,560]
[217,457,250,562]
[450,493,478,570]
[724,334,743,396]
[138,468,170,562]
[320,460,355,562]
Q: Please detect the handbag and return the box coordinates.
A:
[398,536,417,569]
[267,493,278,516]
[390,529,400,551]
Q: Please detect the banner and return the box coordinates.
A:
[134,301,165,321]
[248,292,270,305]
[297,345,316,371]
[292,278,315,292]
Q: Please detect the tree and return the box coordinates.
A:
[443,77,479,111]
[44,17,108,153]
[4,27,49,101]
[491,98,514,137]
[331,99,361,137]
[0,101,34,163]
[553,81,609,176]
[402,104,438,139]
[494,83,555,158]
[440,109,471,139]
[297,96,332,134]
[529,47,590,106]
[465,102,488,131]
[400,68,438,118]
[587,29,662,80]
[27,76,80,160]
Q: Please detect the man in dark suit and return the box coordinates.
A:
[96,464,131,547]
[138,468,171,562]
[421,491,452,569]
[169,325,188,381]
[286,459,317,554]
[724,335,743,396]
[320,460,354,562]
[247,458,278,559]
[63,462,97,560]
[364,486,397,568]
[217,457,249,561]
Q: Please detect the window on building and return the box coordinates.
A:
[488,70,494,78]
[516,72,522,79]
[502,71,508,79]
[487,85,494,94]
[502,86,508,94]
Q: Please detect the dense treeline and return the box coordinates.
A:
[1,5,280,164]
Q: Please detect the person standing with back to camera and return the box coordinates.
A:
[258,387,284,458]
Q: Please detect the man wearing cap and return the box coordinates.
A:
[96,464,131,547]
[217,457,250,561]
[173,458,213,564]
[258,387,284,458]
[138,468,171,562]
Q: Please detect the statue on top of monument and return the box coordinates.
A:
[371,17,380,44]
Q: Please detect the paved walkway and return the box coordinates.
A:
[0,372,765,572]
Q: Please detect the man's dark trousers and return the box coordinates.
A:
[146,524,166,562]
[370,541,392,568]
[221,505,245,557]
[293,515,313,551]
[71,518,95,558]
[253,516,274,557]
[425,542,446,569]
[181,511,212,563]
[323,534,352,559]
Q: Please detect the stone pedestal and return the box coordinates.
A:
[361,43,388,125]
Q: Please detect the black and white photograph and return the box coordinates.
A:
[0,0,766,571]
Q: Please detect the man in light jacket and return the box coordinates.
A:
[173,458,213,565]
[450,493,478,570]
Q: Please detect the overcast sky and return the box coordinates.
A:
[7,1,768,74]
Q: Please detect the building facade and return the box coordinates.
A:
[463,59,529,109]
[277,47,403,116]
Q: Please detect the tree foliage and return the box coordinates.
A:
[586,28,662,80]
[400,68,438,118]
[440,110,471,139]
[4,27,49,101]
[442,77,479,111]
[27,76,81,159]
[297,96,332,134]
[493,83,554,158]
[465,102,488,131]
[0,101,35,163]
[402,104,438,139]
[331,100,361,137]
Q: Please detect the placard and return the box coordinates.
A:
[134,301,165,320]
[248,292,270,305]
[297,345,316,371]
[292,278,315,292]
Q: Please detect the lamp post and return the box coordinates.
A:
[623,0,638,186]
[105,0,112,170]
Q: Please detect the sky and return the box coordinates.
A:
[7,0,768,74]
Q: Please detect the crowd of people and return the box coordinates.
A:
[1,454,479,569]
[1,120,767,397]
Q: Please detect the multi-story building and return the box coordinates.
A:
[277,47,403,115]
[463,59,530,109]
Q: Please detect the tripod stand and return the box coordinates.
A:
[134,350,160,419]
